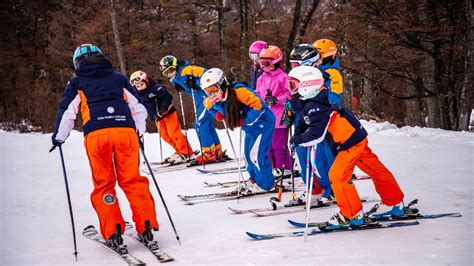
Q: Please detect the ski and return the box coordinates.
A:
[248,197,375,217]
[246,221,419,241]
[143,158,236,174]
[179,187,296,205]
[197,166,247,175]
[124,222,174,263]
[203,180,240,187]
[82,225,146,266]
[287,211,462,228]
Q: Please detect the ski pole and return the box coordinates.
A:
[190,89,206,169]
[178,91,193,161]
[277,127,290,202]
[139,144,181,245]
[288,128,296,200]
[304,146,313,242]
[50,145,78,260]
[222,120,245,200]
[154,99,164,162]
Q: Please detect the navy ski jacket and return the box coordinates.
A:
[137,79,176,121]
[52,57,147,142]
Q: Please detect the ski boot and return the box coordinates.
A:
[138,220,159,249]
[164,153,179,163]
[324,210,364,230]
[368,201,405,219]
[215,149,231,161]
[169,154,189,165]
[189,150,217,166]
[106,224,127,254]
[286,190,320,207]
[241,181,268,196]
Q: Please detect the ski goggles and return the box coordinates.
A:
[290,60,302,68]
[249,53,260,62]
[130,76,143,86]
[288,78,300,94]
[287,77,324,94]
[203,84,220,96]
[162,66,177,78]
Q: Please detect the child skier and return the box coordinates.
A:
[248,40,267,89]
[287,44,336,204]
[159,55,227,165]
[286,43,328,205]
[129,70,193,164]
[255,45,292,178]
[51,44,159,248]
[288,65,405,228]
[200,68,276,194]
[312,38,343,105]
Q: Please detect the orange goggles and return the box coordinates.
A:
[204,84,220,95]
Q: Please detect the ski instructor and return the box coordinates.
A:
[51,44,159,248]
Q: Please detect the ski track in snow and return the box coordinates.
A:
[1,121,473,265]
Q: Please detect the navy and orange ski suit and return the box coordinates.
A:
[291,89,404,218]
[52,58,158,239]
[137,79,193,156]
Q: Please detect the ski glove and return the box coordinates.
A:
[281,99,295,127]
[186,76,199,90]
[289,135,300,149]
[264,89,278,106]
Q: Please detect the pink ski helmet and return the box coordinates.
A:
[248,40,268,63]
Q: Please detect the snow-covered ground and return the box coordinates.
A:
[1,121,473,265]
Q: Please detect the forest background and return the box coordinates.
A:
[1,0,472,132]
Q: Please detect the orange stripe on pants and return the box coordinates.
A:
[329,138,404,218]
[85,127,159,240]
[156,112,192,156]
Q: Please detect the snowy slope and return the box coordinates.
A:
[0,121,473,265]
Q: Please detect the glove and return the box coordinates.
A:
[186,76,199,90]
[289,135,299,149]
[49,135,64,152]
[281,100,295,127]
[138,134,144,149]
[215,111,225,121]
[153,112,163,121]
[239,118,244,127]
[264,89,278,106]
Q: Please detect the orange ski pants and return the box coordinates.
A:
[329,138,404,219]
[155,112,193,156]
[84,127,159,240]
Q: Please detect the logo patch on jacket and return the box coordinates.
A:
[103,194,115,205]
[304,115,310,124]
[107,107,115,114]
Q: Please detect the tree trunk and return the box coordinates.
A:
[458,0,474,131]
[109,0,127,75]
[239,0,249,78]
[294,0,320,45]
[285,0,302,69]
[217,0,228,71]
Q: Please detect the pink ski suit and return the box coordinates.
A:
[255,67,290,129]
[256,67,292,170]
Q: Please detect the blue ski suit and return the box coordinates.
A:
[171,61,221,152]
[204,83,276,191]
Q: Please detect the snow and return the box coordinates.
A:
[1,121,473,265]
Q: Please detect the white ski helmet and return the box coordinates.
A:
[200,68,229,103]
[287,65,324,100]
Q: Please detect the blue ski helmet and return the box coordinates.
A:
[72,44,103,69]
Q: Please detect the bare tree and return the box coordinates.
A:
[286,0,302,68]
[109,0,127,74]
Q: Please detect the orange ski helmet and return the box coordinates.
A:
[258,45,283,72]
[312,39,337,59]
